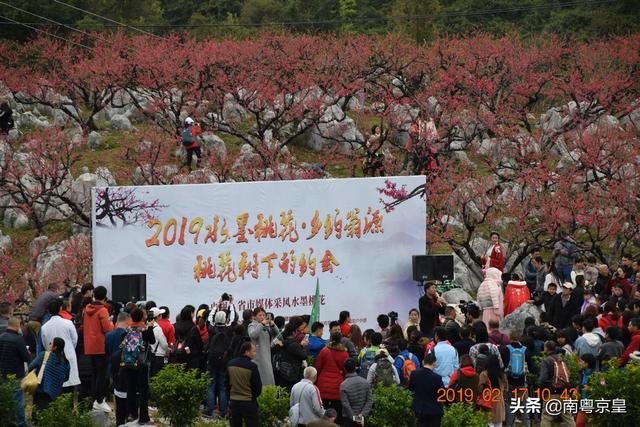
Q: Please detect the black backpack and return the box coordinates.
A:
[208,329,231,369]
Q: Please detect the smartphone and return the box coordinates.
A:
[267,313,273,320]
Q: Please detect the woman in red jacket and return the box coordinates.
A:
[315,331,349,421]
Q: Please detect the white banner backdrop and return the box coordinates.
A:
[92,176,426,330]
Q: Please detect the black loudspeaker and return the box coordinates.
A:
[111,274,147,303]
[412,255,454,281]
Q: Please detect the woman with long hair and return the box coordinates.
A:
[278,316,308,390]
[544,261,563,292]
[173,306,202,369]
[348,324,364,352]
[29,337,70,411]
[468,320,503,370]
[403,308,421,338]
[478,354,507,427]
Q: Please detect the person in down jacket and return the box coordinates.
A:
[315,332,349,420]
[477,268,504,324]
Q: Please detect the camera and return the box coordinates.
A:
[222,293,232,301]
[458,300,477,315]
[388,311,399,323]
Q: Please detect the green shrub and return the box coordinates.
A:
[0,377,18,425]
[32,393,95,427]
[441,403,489,427]
[369,385,414,427]
[563,352,581,388]
[586,360,640,426]
[150,364,208,427]
[256,385,290,427]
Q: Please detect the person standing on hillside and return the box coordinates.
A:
[482,232,505,271]
[180,117,202,171]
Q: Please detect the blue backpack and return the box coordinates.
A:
[507,345,527,377]
[181,127,194,146]
[358,348,376,378]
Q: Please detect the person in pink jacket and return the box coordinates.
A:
[477,268,504,324]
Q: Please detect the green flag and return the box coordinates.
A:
[309,278,320,326]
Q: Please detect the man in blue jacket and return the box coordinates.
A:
[394,339,420,387]
[409,352,444,427]
[432,327,459,386]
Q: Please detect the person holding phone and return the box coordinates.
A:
[248,307,279,386]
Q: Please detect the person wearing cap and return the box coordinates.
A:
[180,116,202,171]
[548,282,581,330]
[204,311,233,419]
[149,307,169,377]
[308,408,339,427]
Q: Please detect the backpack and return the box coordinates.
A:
[453,369,479,403]
[374,358,396,387]
[551,356,571,390]
[358,348,376,379]
[120,327,148,369]
[506,345,527,378]
[398,353,417,386]
[208,330,231,369]
[181,127,194,146]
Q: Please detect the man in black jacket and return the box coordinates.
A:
[228,341,262,427]
[0,317,30,427]
[548,282,581,330]
[419,282,446,339]
[408,352,444,427]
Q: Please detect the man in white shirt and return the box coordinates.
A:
[290,367,325,425]
[149,307,169,377]
[40,299,79,389]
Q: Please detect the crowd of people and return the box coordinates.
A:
[1,241,640,427]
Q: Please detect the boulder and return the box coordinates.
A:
[95,166,117,186]
[66,125,84,144]
[442,288,473,305]
[52,109,68,127]
[88,131,102,149]
[6,128,19,143]
[307,105,363,154]
[110,114,133,131]
[0,230,11,254]
[3,208,29,229]
[17,111,50,129]
[222,93,248,121]
[453,252,482,291]
[199,132,226,159]
[499,303,542,335]
[70,168,116,214]
[30,236,49,259]
[34,240,66,279]
[132,164,178,185]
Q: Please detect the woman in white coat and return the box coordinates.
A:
[477,267,504,324]
[40,299,80,388]
[247,307,279,386]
